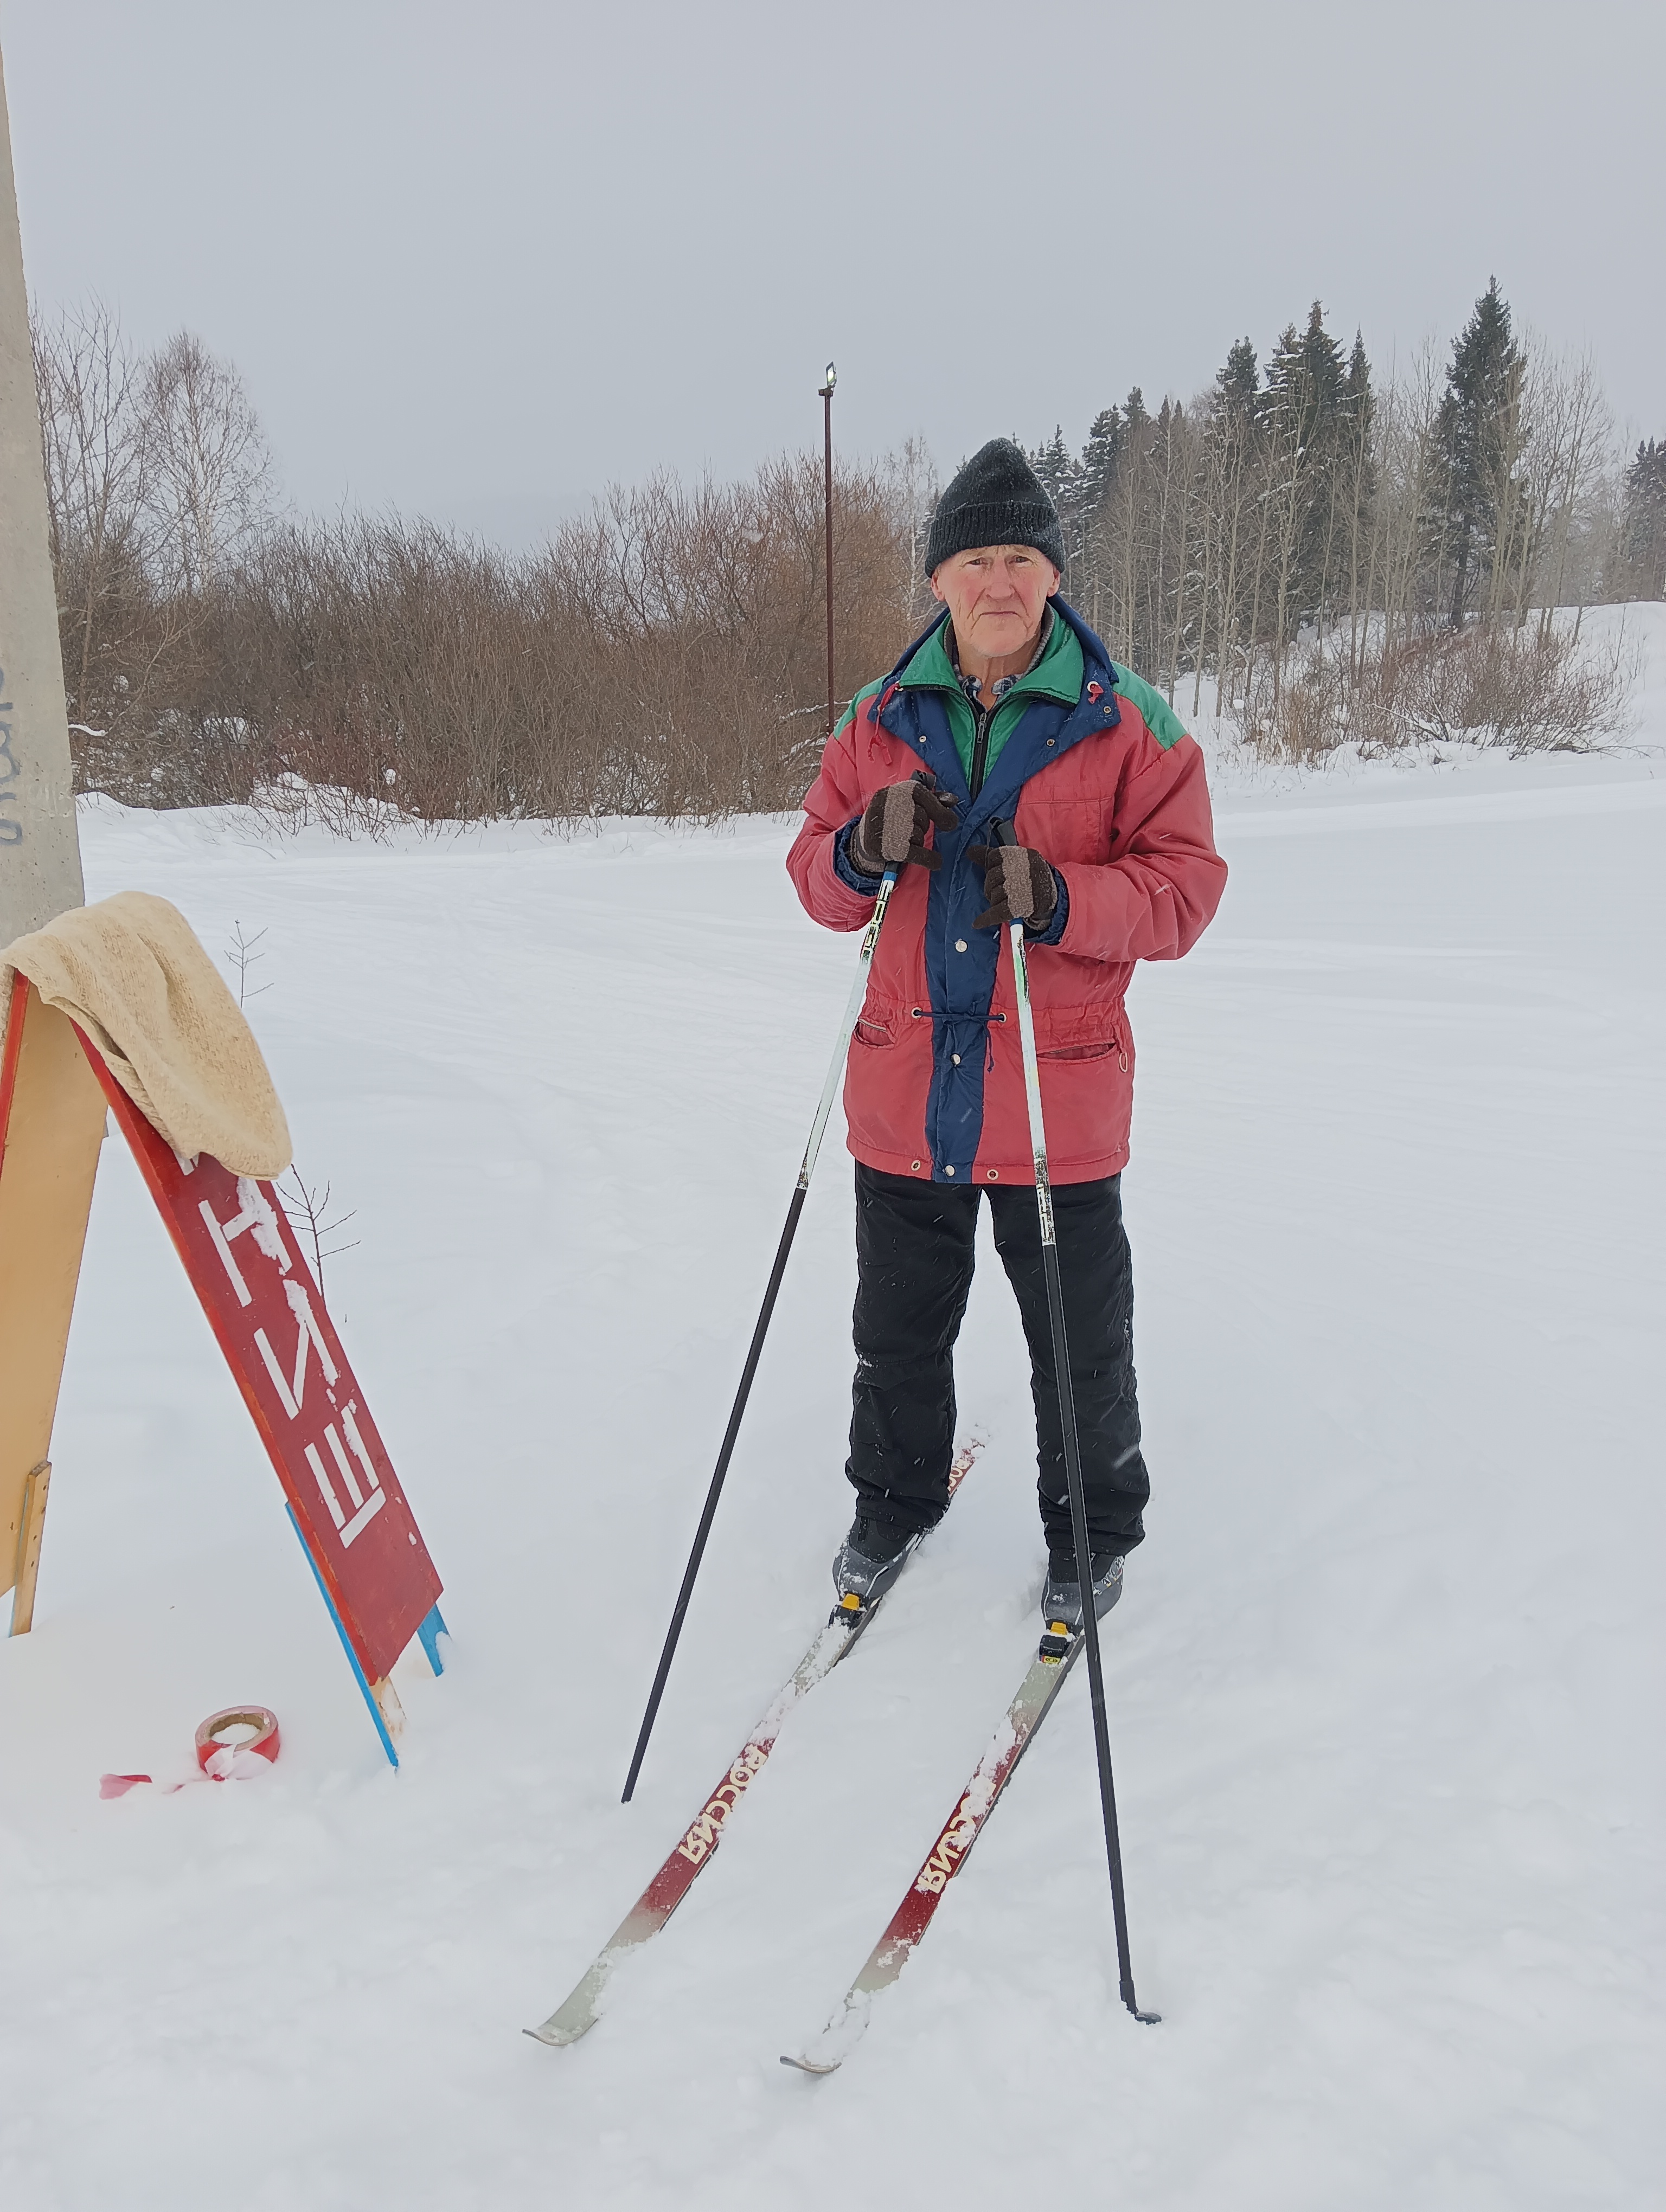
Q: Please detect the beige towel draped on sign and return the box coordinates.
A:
[1,890,291,1176]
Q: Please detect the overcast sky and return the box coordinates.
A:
[5,0,1662,546]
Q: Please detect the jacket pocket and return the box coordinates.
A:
[1035,1007,1129,1069]
[851,996,911,1051]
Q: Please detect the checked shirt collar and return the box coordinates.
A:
[948,603,1055,708]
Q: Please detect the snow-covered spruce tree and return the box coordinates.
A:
[1071,404,1130,644]
[1026,426,1088,590]
[1099,388,1158,672]
[1338,332,1379,684]
[1196,340,1260,716]
[1619,438,1666,599]
[1428,279,1526,626]
[1026,425,1077,511]
[1078,405,1126,517]
[1257,304,1355,655]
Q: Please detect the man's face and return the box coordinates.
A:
[930,544,1059,661]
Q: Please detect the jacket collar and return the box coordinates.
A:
[872,597,1122,831]
[876,597,1117,728]
[895,603,1081,708]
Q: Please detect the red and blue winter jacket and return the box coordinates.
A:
[787,597,1226,1186]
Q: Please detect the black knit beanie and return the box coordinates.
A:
[924,438,1065,577]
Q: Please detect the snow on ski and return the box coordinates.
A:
[525,1433,984,2047]
[781,1621,1087,2074]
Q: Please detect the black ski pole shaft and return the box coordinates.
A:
[1037,1232,1156,2022]
[998,823,1158,2024]
[621,864,900,1803]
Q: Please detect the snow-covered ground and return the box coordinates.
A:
[4,604,1664,2209]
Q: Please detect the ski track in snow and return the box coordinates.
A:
[3,603,1663,2208]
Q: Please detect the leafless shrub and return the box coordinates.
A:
[42,402,920,825]
[1383,617,1637,754]
[278,1171,358,1297]
[1239,614,1638,762]
[223,919,271,1004]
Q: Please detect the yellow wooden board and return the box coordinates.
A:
[10,1459,51,1634]
[0,979,106,1616]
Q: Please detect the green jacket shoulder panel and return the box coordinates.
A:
[833,674,889,743]
[1110,663,1188,751]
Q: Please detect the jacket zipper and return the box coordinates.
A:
[968,695,995,799]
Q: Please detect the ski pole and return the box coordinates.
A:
[995,819,1159,2025]
[621,854,901,1803]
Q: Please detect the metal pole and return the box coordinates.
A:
[819,363,836,738]
[999,830,1158,2025]
[622,861,896,1802]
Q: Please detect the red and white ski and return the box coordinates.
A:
[526,1435,984,2047]
[781,1622,1086,2074]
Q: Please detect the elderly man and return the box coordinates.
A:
[787,438,1226,1629]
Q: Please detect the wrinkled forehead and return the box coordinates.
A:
[935,543,1055,574]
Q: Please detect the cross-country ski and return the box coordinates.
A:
[782,1621,1086,2074]
[526,1436,983,2047]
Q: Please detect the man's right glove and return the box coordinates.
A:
[849,773,960,876]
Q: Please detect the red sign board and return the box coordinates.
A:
[76,1030,443,1688]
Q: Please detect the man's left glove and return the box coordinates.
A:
[967,840,1060,932]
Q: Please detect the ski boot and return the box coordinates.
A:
[1039,1551,1124,1659]
[830,1516,918,1625]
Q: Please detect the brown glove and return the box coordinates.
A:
[967,840,1059,931]
[850,774,960,876]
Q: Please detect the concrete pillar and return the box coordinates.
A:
[0,42,84,950]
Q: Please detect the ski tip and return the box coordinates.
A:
[523,2016,593,2049]
[781,1990,871,2073]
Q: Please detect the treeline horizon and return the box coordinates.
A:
[1017,286,1661,757]
[34,283,1666,825]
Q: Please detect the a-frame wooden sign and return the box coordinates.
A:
[0,972,446,1766]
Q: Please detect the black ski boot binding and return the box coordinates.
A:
[1039,1551,1124,1659]
[831,1517,917,1624]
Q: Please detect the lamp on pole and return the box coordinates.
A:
[818,363,836,738]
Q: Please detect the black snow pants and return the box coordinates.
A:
[847,1161,1148,1557]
